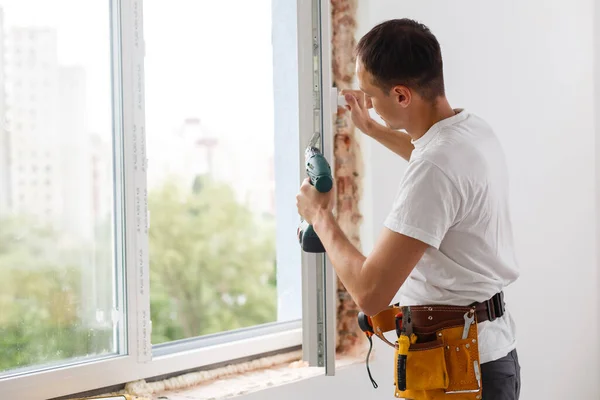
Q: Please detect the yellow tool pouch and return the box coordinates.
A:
[395,334,449,392]
[394,312,482,400]
[359,293,507,399]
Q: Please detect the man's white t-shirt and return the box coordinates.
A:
[384,108,519,364]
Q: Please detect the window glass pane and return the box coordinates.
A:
[0,1,118,374]
[144,1,300,345]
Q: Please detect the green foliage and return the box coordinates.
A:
[0,175,278,371]
[148,175,277,344]
[0,216,113,372]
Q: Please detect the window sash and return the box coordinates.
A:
[119,0,151,363]
[299,0,337,375]
[0,0,333,398]
[0,0,135,396]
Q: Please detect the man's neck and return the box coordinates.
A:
[406,97,456,141]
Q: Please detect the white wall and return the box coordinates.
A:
[362,1,598,399]
[362,1,599,399]
[241,1,599,399]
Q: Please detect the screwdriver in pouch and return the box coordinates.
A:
[397,307,412,392]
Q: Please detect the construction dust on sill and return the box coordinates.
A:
[101,351,364,400]
[149,355,361,400]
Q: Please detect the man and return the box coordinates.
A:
[296,18,521,399]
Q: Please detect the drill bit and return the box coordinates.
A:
[308,131,321,149]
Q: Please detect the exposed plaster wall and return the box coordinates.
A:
[330,0,364,356]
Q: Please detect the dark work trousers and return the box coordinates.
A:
[481,349,521,399]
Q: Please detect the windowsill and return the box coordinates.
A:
[126,353,363,400]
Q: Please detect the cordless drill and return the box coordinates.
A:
[297,139,333,253]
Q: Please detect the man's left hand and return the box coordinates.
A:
[296,177,335,225]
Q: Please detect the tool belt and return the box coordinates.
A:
[358,292,505,399]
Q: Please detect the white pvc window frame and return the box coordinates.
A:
[0,1,337,399]
[299,0,337,375]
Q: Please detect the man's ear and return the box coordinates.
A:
[393,85,411,108]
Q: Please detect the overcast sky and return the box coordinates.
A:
[0,0,275,177]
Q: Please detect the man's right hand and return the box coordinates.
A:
[340,89,377,136]
[339,89,414,162]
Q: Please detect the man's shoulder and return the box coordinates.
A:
[424,112,501,167]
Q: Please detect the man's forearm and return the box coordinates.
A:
[366,122,414,162]
[313,208,366,304]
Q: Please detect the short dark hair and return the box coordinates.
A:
[355,18,445,102]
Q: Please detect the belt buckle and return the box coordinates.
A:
[486,292,505,321]
[486,298,497,321]
[494,291,505,317]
